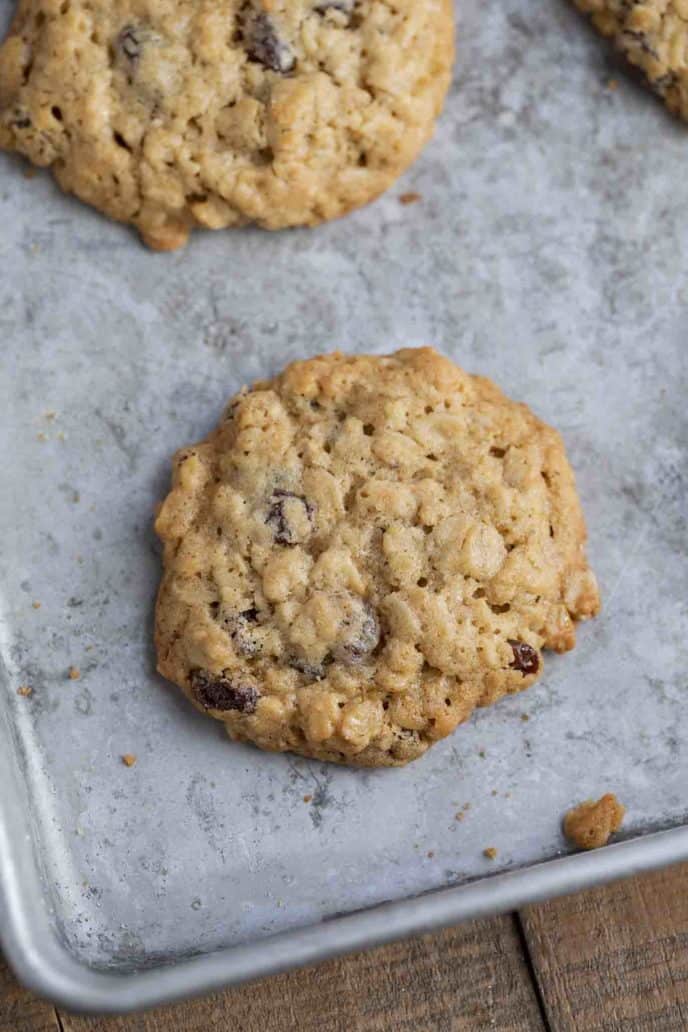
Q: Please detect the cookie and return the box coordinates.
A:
[574,0,688,119]
[0,0,454,249]
[154,348,600,767]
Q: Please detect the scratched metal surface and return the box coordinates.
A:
[1,0,687,976]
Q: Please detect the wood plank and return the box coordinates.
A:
[0,960,60,1032]
[60,915,544,1032]
[521,861,688,1032]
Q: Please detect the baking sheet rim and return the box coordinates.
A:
[2,708,687,1015]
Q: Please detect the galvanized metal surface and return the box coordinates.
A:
[1,0,687,1013]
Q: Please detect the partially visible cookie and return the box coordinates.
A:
[574,1,688,119]
[0,0,454,249]
[154,347,600,767]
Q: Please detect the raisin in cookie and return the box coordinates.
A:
[154,348,600,767]
[574,1,688,119]
[0,0,454,249]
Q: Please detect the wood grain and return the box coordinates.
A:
[522,862,688,1031]
[58,916,544,1032]
[0,960,59,1032]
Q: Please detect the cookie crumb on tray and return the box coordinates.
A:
[483,847,498,860]
[121,754,137,767]
[17,685,33,697]
[68,666,81,680]
[563,794,625,850]
[399,192,421,205]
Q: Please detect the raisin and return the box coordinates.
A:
[266,490,314,545]
[190,670,258,713]
[333,603,380,664]
[118,25,141,62]
[508,640,540,676]
[245,12,295,73]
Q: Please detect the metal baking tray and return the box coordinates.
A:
[1,0,687,1014]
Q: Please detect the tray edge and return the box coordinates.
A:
[2,702,688,1018]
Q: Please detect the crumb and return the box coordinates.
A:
[17,685,33,697]
[491,789,498,796]
[607,78,618,91]
[36,432,48,442]
[73,492,81,504]
[483,847,498,860]
[121,754,137,767]
[520,713,530,722]
[303,794,313,803]
[44,411,57,421]
[32,601,41,610]
[478,750,486,759]
[463,803,471,811]
[455,811,465,822]
[399,191,421,206]
[57,432,66,442]
[563,794,625,850]
[85,645,93,652]
[427,850,435,858]
[68,666,81,680]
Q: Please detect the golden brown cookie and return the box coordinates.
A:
[574,0,688,119]
[0,0,454,249]
[154,348,600,767]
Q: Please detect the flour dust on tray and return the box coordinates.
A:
[154,348,600,767]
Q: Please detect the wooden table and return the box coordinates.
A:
[3,862,688,1031]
